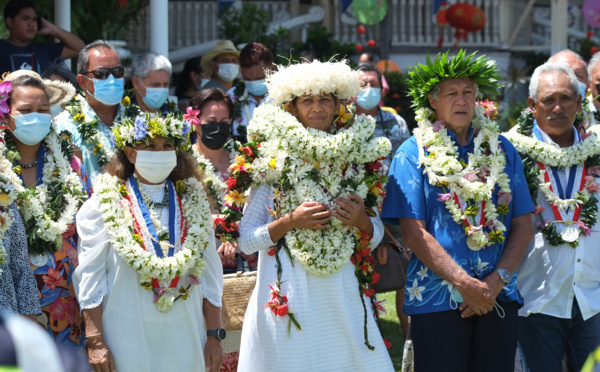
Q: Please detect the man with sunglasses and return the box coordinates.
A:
[0,0,84,76]
[54,40,126,183]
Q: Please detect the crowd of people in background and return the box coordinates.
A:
[1,0,600,372]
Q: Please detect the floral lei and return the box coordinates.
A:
[216,103,390,349]
[192,151,228,212]
[94,173,212,312]
[65,96,116,167]
[0,136,17,271]
[414,103,512,251]
[0,131,87,255]
[505,108,600,247]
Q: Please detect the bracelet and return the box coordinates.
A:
[86,332,103,338]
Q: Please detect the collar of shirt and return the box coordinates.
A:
[533,119,581,147]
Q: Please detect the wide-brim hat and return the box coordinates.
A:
[4,70,76,106]
[200,40,240,74]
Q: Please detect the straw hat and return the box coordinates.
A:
[200,40,240,74]
[4,70,76,106]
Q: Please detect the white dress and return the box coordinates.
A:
[237,184,394,372]
[73,181,223,372]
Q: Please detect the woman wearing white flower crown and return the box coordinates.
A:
[73,112,224,372]
[0,70,90,349]
[220,60,394,371]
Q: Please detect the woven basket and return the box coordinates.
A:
[222,271,257,331]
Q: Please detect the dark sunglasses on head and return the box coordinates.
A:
[84,66,125,80]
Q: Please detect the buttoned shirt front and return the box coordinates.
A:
[517,123,600,320]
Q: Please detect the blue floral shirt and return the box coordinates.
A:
[381,128,534,315]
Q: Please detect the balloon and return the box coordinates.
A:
[583,0,600,28]
[368,40,376,47]
[357,25,367,34]
[356,44,364,52]
[352,0,388,26]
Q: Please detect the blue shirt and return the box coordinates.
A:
[381,128,534,315]
[0,40,63,76]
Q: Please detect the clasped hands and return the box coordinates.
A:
[457,273,505,318]
[289,195,372,232]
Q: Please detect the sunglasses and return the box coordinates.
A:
[84,66,125,80]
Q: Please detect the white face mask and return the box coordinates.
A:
[134,150,177,183]
[217,63,239,82]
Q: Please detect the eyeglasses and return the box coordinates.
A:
[84,67,125,80]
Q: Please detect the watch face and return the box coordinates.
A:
[218,328,227,340]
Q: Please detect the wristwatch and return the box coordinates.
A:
[494,268,511,285]
[207,328,227,341]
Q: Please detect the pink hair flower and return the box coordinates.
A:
[183,106,200,126]
[0,80,12,120]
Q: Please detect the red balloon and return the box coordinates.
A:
[592,46,599,54]
[355,44,364,51]
[368,40,376,47]
[357,25,366,34]
[446,3,486,32]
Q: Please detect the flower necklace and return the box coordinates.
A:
[506,109,600,247]
[414,105,512,251]
[0,135,18,271]
[192,143,236,213]
[0,131,87,255]
[64,96,116,167]
[232,81,250,140]
[217,103,390,350]
[95,174,212,312]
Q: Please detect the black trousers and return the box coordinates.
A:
[411,300,519,372]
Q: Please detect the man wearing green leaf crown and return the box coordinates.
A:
[505,62,600,372]
[382,50,534,371]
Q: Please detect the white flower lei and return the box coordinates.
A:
[504,126,600,169]
[0,161,18,272]
[504,126,600,214]
[0,132,85,254]
[192,151,228,202]
[414,106,511,250]
[248,104,390,275]
[94,174,212,309]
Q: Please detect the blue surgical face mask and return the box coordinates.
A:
[245,79,267,97]
[140,82,169,110]
[10,112,52,145]
[579,82,587,99]
[86,75,125,106]
[217,63,239,82]
[357,87,381,110]
[196,78,210,90]
[50,104,63,117]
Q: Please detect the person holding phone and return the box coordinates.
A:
[0,0,84,76]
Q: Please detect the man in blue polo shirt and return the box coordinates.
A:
[381,50,534,371]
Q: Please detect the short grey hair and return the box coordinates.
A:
[131,52,172,80]
[529,62,579,101]
[430,80,480,101]
[588,52,600,81]
[77,40,119,75]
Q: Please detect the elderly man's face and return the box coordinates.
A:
[529,71,581,136]
[590,63,600,110]
[428,78,476,133]
[549,53,588,85]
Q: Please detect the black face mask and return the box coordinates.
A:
[200,121,230,150]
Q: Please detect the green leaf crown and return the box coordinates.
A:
[407,49,502,109]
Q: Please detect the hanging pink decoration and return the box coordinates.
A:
[583,0,600,28]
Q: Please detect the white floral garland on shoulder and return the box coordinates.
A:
[414,105,511,250]
[0,132,86,255]
[247,104,391,275]
[94,173,212,311]
[0,146,18,271]
[504,125,600,168]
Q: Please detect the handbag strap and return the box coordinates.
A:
[384,226,404,249]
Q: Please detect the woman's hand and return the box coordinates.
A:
[87,336,116,372]
[203,337,224,371]
[218,240,239,260]
[289,202,333,230]
[333,195,374,234]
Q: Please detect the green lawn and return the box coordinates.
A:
[378,291,406,372]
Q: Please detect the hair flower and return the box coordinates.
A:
[184,107,200,126]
